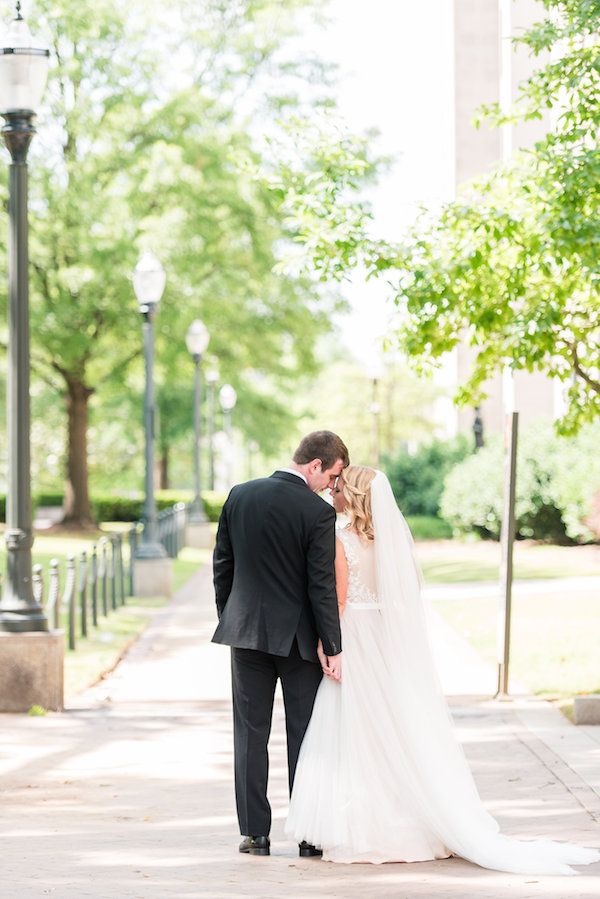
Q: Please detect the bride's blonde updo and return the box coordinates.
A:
[341,465,377,542]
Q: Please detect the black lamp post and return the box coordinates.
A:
[0,5,50,632]
[205,366,219,491]
[186,319,209,523]
[219,384,237,489]
[133,251,167,560]
[473,406,484,450]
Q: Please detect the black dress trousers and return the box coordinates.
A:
[231,640,323,837]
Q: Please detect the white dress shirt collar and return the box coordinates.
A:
[278,467,308,484]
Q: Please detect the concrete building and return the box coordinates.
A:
[442,0,559,442]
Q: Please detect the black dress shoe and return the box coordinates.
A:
[239,835,270,856]
[299,841,322,858]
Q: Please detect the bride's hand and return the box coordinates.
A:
[327,651,342,683]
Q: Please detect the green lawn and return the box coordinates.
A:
[434,589,600,698]
[3,528,599,702]
[416,539,600,584]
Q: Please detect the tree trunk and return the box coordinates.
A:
[62,377,95,527]
[159,444,169,490]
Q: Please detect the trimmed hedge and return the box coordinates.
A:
[405,515,453,541]
[35,492,65,506]
[384,436,472,518]
[0,490,227,524]
[0,494,39,521]
[94,490,227,523]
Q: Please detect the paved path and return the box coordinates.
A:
[1,567,600,898]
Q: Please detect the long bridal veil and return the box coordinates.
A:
[371,470,599,876]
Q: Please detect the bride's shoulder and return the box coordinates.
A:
[335,524,351,545]
[335,524,362,551]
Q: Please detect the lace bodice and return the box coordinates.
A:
[336,527,380,609]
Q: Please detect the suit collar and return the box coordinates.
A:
[271,470,309,488]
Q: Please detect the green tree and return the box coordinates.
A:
[0,0,367,525]
[272,1,599,432]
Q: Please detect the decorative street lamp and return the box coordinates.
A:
[0,4,50,632]
[133,251,167,560]
[186,319,209,523]
[205,366,219,491]
[219,384,237,488]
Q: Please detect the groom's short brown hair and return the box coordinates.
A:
[293,431,350,470]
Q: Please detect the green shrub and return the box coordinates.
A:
[1,490,225,525]
[35,492,65,506]
[92,495,145,522]
[92,490,224,523]
[405,515,453,541]
[155,489,193,508]
[1,494,39,522]
[202,491,228,522]
[440,421,600,543]
[384,436,472,518]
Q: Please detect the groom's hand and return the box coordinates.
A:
[326,652,342,683]
[316,639,333,677]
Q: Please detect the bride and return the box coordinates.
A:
[286,465,600,875]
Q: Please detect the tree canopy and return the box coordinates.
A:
[0,0,372,520]
[274,0,599,433]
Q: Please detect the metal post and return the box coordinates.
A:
[136,309,166,559]
[190,355,207,522]
[118,535,126,605]
[79,551,88,638]
[91,544,98,626]
[128,526,136,596]
[110,538,117,610]
[496,411,519,698]
[100,537,108,616]
[0,111,47,632]
[65,554,76,651]
[48,559,60,631]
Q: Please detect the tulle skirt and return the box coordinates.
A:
[286,606,450,863]
[286,606,600,873]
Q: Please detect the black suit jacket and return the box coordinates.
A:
[212,471,341,662]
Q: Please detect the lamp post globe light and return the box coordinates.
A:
[186,320,209,524]
[0,4,50,633]
[219,384,237,488]
[133,252,167,564]
[205,366,219,492]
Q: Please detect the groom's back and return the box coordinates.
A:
[212,471,338,662]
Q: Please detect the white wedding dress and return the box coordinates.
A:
[286,472,600,875]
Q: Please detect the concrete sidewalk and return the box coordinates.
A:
[1,567,599,898]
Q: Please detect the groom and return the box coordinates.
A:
[212,430,349,857]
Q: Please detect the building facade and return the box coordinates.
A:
[444,0,559,442]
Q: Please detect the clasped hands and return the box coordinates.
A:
[317,639,342,682]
